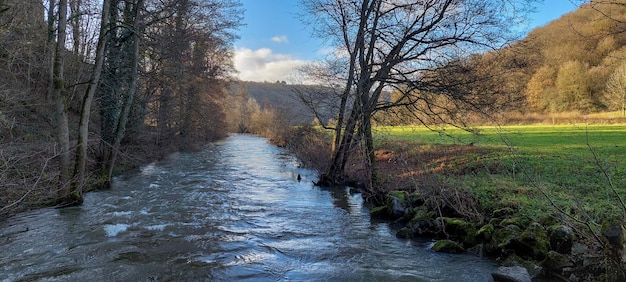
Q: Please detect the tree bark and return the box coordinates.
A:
[104,0,143,188]
[73,0,111,194]
[49,0,73,202]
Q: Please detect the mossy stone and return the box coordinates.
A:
[500,217,524,228]
[601,218,625,250]
[396,227,413,239]
[408,207,437,235]
[432,239,465,254]
[491,207,515,219]
[408,192,424,206]
[387,190,408,201]
[548,225,574,254]
[542,250,573,270]
[438,217,477,246]
[477,224,495,242]
[520,222,549,259]
[370,206,387,217]
[385,191,410,219]
[500,254,542,278]
[490,224,522,253]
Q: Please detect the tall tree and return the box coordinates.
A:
[72,0,111,198]
[97,0,144,187]
[47,0,74,201]
[301,0,535,189]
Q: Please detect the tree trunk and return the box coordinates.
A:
[49,0,74,203]
[73,0,111,193]
[104,0,143,188]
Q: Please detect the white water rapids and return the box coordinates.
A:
[0,134,496,281]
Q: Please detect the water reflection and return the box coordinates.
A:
[0,134,496,281]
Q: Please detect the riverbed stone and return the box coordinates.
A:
[396,227,413,239]
[370,206,387,218]
[436,217,477,246]
[491,266,532,282]
[477,223,495,242]
[407,206,437,236]
[489,224,522,254]
[519,222,549,259]
[542,250,573,270]
[548,225,574,254]
[501,254,542,277]
[432,239,465,254]
[386,191,410,219]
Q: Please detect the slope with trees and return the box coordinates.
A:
[0,0,242,216]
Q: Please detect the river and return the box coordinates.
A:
[0,134,497,281]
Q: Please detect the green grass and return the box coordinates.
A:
[373,124,626,225]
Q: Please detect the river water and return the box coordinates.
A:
[0,134,497,281]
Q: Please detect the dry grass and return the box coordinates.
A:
[499,111,626,125]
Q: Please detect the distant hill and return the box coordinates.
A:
[240,81,337,125]
[239,2,626,121]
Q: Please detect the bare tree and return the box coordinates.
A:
[72,0,111,196]
[605,62,626,117]
[47,0,74,201]
[301,0,536,189]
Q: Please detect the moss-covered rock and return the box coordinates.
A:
[387,190,408,201]
[407,192,424,206]
[492,207,515,219]
[500,254,542,278]
[385,191,410,219]
[396,227,413,239]
[408,206,437,236]
[519,222,549,259]
[438,217,478,246]
[548,225,574,254]
[489,218,503,227]
[542,250,573,270]
[500,217,524,228]
[601,218,625,252]
[432,239,465,254]
[370,206,388,218]
[488,224,522,255]
[477,223,495,242]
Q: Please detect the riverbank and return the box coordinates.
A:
[283,125,626,281]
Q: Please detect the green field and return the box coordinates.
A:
[373,124,626,224]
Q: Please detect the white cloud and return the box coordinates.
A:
[234,47,310,84]
[271,35,289,43]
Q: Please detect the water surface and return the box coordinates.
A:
[0,134,496,281]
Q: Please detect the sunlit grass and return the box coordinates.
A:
[373,124,626,223]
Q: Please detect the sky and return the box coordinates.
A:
[233,0,580,84]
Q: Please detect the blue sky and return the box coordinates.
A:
[233,0,580,83]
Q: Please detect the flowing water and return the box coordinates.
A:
[0,134,497,281]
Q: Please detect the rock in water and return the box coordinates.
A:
[491,266,532,282]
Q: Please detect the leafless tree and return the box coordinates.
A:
[300,0,536,189]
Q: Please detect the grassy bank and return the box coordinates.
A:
[366,124,626,279]
[373,124,626,223]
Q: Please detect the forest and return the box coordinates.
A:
[0,0,242,213]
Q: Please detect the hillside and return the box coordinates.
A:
[240,81,337,126]
[498,1,626,114]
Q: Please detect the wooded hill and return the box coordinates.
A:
[234,81,336,126]
[496,1,626,114]
[239,2,626,127]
